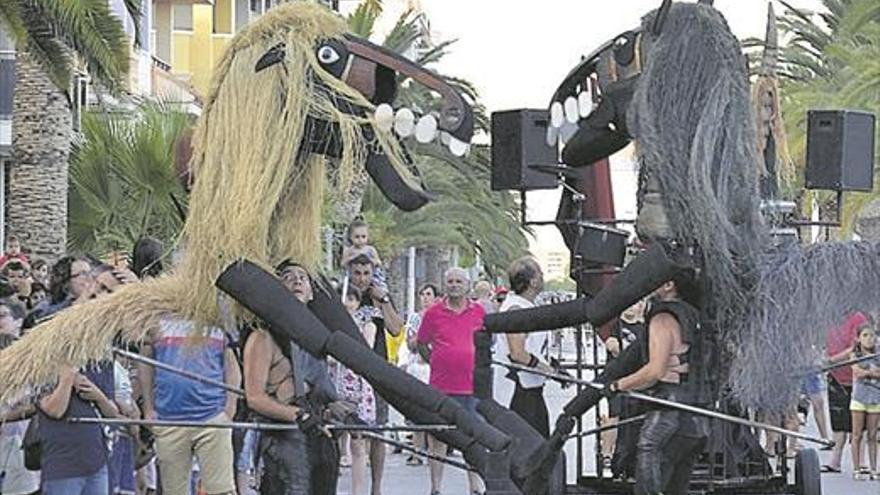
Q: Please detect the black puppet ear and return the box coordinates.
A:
[364,150,431,212]
[255,43,286,72]
[652,0,673,35]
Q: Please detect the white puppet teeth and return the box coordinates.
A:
[546,125,559,148]
[578,89,593,118]
[564,96,579,124]
[393,108,416,137]
[448,136,469,157]
[373,107,472,157]
[550,101,565,128]
[414,115,438,144]
[544,88,595,148]
[374,103,394,133]
[559,120,578,145]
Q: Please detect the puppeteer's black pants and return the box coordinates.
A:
[510,383,550,438]
[260,430,310,495]
[259,429,340,495]
[634,409,706,495]
[308,433,340,495]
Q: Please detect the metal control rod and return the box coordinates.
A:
[68,416,455,433]
[494,360,834,448]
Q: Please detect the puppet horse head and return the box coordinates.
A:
[178,3,476,324]
[547,0,722,167]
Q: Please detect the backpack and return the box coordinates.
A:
[22,414,41,471]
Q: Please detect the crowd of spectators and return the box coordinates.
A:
[0,224,509,495]
[2,220,880,495]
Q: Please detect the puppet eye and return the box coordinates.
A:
[615,36,628,48]
[317,45,341,65]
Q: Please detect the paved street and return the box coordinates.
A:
[338,336,877,495]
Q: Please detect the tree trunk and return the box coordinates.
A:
[8,49,72,262]
[386,252,406,313]
[422,245,452,291]
[330,167,368,227]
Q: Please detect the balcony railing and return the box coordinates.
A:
[152,54,172,73]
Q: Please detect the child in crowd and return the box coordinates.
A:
[0,236,28,269]
[850,323,880,480]
[341,218,385,287]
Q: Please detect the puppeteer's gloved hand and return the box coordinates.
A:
[550,357,574,389]
[555,414,577,437]
[601,380,620,399]
[294,398,330,438]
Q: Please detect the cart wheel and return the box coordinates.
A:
[794,448,821,495]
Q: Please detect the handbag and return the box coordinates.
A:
[22,414,41,471]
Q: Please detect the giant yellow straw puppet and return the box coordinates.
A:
[0,2,475,406]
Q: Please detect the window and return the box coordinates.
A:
[0,59,14,117]
[213,0,233,34]
[236,0,250,30]
[0,26,14,52]
[172,4,193,31]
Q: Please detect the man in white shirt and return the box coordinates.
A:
[499,257,553,437]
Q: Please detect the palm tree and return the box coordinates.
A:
[68,102,191,256]
[773,0,880,237]
[344,2,528,285]
[0,0,140,260]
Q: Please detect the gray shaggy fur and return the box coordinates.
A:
[628,3,879,411]
[732,241,880,409]
[628,4,765,375]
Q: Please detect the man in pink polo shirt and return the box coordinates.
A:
[417,267,485,495]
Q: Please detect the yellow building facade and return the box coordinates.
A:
[153,0,290,97]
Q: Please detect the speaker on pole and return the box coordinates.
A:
[491,109,559,191]
[805,110,875,192]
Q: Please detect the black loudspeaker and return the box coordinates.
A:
[571,224,628,268]
[491,109,559,191]
[805,110,875,191]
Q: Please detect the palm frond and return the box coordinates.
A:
[382,8,419,54]
[416,39,456,66]
[347,0,382,38]
[121,0,142,47]
[6,0,139,93]
[0,0,27,42]
[69,103,192,254]
[17,6,74,94]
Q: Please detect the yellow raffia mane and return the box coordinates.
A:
[0,2,414,405]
